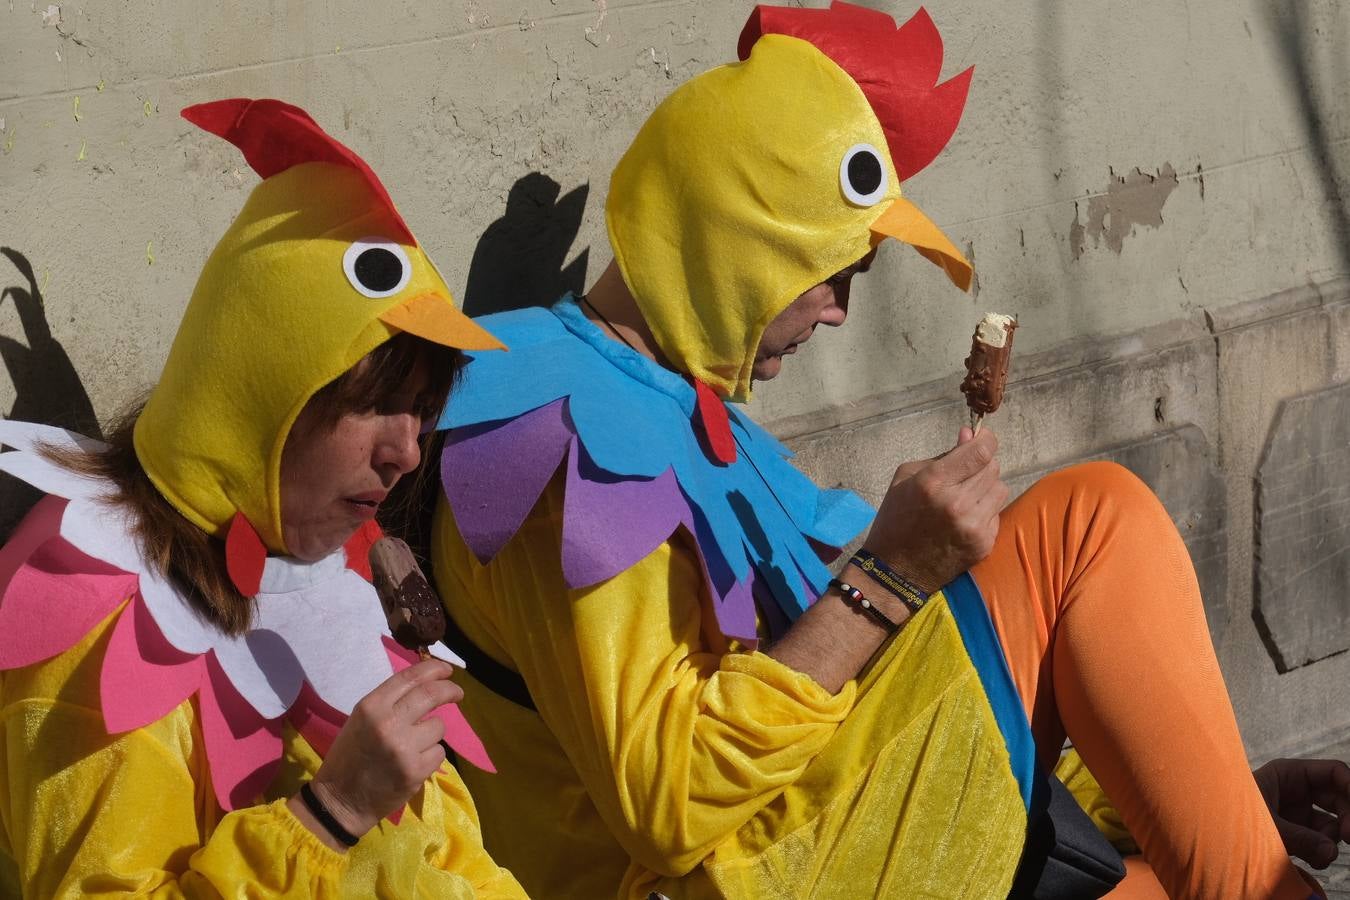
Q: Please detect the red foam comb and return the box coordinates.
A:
[738,2,972,183]
[181,98,414,244]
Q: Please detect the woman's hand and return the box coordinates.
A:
[296,658,462,846]
[858,427,1008,594]
[1253,757,1350,869]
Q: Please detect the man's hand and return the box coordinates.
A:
[768,428,1008,692]
[1254,757,1350,869]
[859,427,1009,594]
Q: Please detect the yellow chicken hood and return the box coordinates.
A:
[606,4,973,403]
[135,99,502,558]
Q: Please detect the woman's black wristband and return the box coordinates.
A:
[299,781,361,848]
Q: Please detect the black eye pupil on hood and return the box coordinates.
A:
[353,247,405,293]
[847,151,883,196]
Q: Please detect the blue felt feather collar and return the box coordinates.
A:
[437,295,873,644]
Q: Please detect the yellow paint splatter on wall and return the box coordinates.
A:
[77,138,87,161]
[146,241,155,266]
[73,96,82,122]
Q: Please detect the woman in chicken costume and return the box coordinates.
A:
[0,99,527,897]
[428,4,1333,899]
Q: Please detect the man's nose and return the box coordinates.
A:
[822,286,850,326]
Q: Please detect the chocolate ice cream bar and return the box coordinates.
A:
[368,537,446,655]
[960,312,1017,417]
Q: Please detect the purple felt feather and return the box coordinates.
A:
[442,400,572,565]
[561,438,692,589]
[441,399,792,646]
[559,437,765,644]
[711,572,761,647]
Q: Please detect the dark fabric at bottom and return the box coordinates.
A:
[1008,773,1125,899]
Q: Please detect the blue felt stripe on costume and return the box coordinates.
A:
[943,571,1037,811]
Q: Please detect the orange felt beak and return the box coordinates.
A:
[869,196,973,292]
[379,293,506,351]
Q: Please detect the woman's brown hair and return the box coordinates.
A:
[45,333,463,636]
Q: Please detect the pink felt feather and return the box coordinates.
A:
[100,597,205,733]
[197,654,286,810]
[0,503,138,670]
[289,681,346,759]
[0,495,66,590]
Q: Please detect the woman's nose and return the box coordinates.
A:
[376,414,423,477]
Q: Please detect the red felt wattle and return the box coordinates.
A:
[738,2,972,183]
[343,519,383,582]
[180,98,414,244]
[691,377,737,465]
[225,512,267,598]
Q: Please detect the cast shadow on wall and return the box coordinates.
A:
[1267,1,1350,274]
[462,173,590,317]
[0,246,102,536]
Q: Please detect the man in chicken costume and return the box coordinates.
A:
[431,5,1334,898]
[0,99,527,896]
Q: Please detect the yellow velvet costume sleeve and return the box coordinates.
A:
[0,607,525,899]
[437,477,1029,899]
[436,476,854,879]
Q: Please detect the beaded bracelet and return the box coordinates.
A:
[830,578,901,635]
[848,549,930,615]
[300,781,361,848]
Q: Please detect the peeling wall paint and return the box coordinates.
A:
[1070,164,1180,258]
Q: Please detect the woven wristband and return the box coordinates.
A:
[300,781,361,848]
[830,577,901,635]
[848,549,930,615]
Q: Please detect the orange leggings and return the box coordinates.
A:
[972,461,1318,899]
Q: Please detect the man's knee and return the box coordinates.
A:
[1016,461,1166,524]
[1056,460,1149,497]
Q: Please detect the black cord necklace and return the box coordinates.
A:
[579,294,643,357]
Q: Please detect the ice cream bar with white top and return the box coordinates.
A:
[369,536,446,657]
[960,312,1017,417]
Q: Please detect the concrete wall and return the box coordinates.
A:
[2,1,1347,759]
